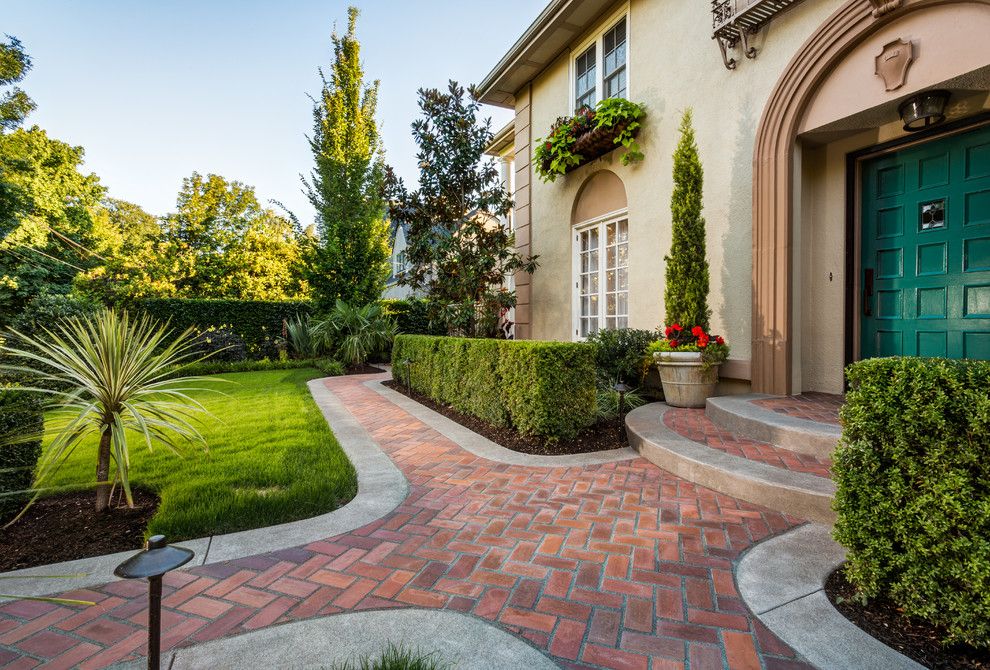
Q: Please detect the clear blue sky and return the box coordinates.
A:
[5,1,541,223]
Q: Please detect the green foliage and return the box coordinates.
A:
[9,290,100,338]
[596,385,647,420]
[0,126,106,325]
[313,358,346,377]
[135,298,312,360]
[190,326,247,362]
[286,314,321,358]
[388,82,538,337]
[533,97,645,183]
[303,7,391,310]
[332,643,449,670]
[314,301,397,367]
[392,335,596,440]
[164,357,323,379]
[586,328,658,386]
[832,357,990,648]
[379,298,444,335]
[38,368,357,540]
[0,36,36,131]
[0,388,43,522]
[0,309,214,515]
[664,109,710,331]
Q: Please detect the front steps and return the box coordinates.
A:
[625,396,841,523]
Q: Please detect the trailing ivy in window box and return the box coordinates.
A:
[534,98,645,183]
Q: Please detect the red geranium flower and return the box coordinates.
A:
[691,326,704,337]
[664,325,674,337]
[715,336,725,345]
[672,323,683,332]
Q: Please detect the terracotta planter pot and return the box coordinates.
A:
[653,351,719,409]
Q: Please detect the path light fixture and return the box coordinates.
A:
[613,381,632,434]
[114,535,194,670]
[899,90,950,132]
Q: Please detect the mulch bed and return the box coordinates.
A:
[346,363,385,375]
[383,380,628,456]
[0,489,159,572]
[825,567,990,669]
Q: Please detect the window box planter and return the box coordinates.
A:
[534,98,645,183]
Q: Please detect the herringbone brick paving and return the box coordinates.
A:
[663,409,832,478]
[0,374,814,669]
[751,394,843,426]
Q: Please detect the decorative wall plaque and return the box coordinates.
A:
[875,39,915,91]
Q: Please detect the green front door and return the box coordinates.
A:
[861,124,990,360]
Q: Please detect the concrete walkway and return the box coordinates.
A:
[0,373,812,670]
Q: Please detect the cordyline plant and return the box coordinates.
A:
[0,309,216,520]
[388,81,538,338]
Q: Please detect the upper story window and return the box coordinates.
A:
[392,249,408,278]
[572,13,628,112]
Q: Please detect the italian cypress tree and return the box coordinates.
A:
[303,7,390,311]
[664,109,710,330]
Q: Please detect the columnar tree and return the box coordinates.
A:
[303,6,390,311]
[664,109,710,330]
[391,81,537,338]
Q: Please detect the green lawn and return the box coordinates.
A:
[41,368,357,540]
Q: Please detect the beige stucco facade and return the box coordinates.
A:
[480,0,990,394]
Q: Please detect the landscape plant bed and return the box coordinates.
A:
[383,380,627,455]
[346,363,385,375]
[0,489,159,572]
[825,567,990,670]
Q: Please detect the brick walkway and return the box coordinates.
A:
[0,375,814,670]
[751,394,843,426]
[663,409,832,479]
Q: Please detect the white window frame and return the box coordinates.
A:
[571,208,630,340]
[568,5,630,113]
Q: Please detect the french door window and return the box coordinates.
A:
[576,217,629,337]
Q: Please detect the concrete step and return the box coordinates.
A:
[626,402,836,524]
[706,394,841,460]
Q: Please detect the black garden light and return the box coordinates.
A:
[114,535,194,670]
[613,381,632,430]
[402,358,414,395]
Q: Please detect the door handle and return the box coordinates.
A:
[863,268,874,317]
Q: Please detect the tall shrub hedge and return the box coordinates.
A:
[380,298,443,335]
[0,388,43,522]
[833,357,990,647]
[136,299,311,359]
[392,335,596,439]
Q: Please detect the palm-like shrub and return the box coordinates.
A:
[286,314,320,358]
[0,309,214,517]
[314,300,397,367]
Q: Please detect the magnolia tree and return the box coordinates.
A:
[389,81,537,338]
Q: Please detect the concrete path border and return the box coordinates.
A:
[369,380,639,466]
[0,378,408,599]
[736,523,923,669]
[164,608,561,670]
[706,394,841,458]
[625,402,836,523]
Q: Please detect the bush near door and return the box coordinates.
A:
[832,357,990,648]
[392,335,596,440]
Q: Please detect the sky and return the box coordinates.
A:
[4,1,541,223]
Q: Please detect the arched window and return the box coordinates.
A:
[571,171,628,339]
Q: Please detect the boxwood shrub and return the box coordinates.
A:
[833,357,990,647]
[0,388,44,523]
[392,335,596,439]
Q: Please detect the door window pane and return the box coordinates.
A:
[576,218,629,337]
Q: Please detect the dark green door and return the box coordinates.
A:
[861,124,990,360]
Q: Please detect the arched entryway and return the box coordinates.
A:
[751,0,990,394]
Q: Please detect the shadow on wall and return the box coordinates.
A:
[721,96,756,350]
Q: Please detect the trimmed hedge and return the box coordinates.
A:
[163,357,343,379]
[380,298,444,336]
[392,335,596,439]
[136,299,311,359]
[0,388,44,523]
[833,357,990,647]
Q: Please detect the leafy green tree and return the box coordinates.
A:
[158,172,307,301]
[391,81,537,338]
[664,109,710,330]
[0,35,35,132]
[0,127,105,325]
[302,6,390,311]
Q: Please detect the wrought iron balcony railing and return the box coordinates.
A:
[711,0,807,70]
